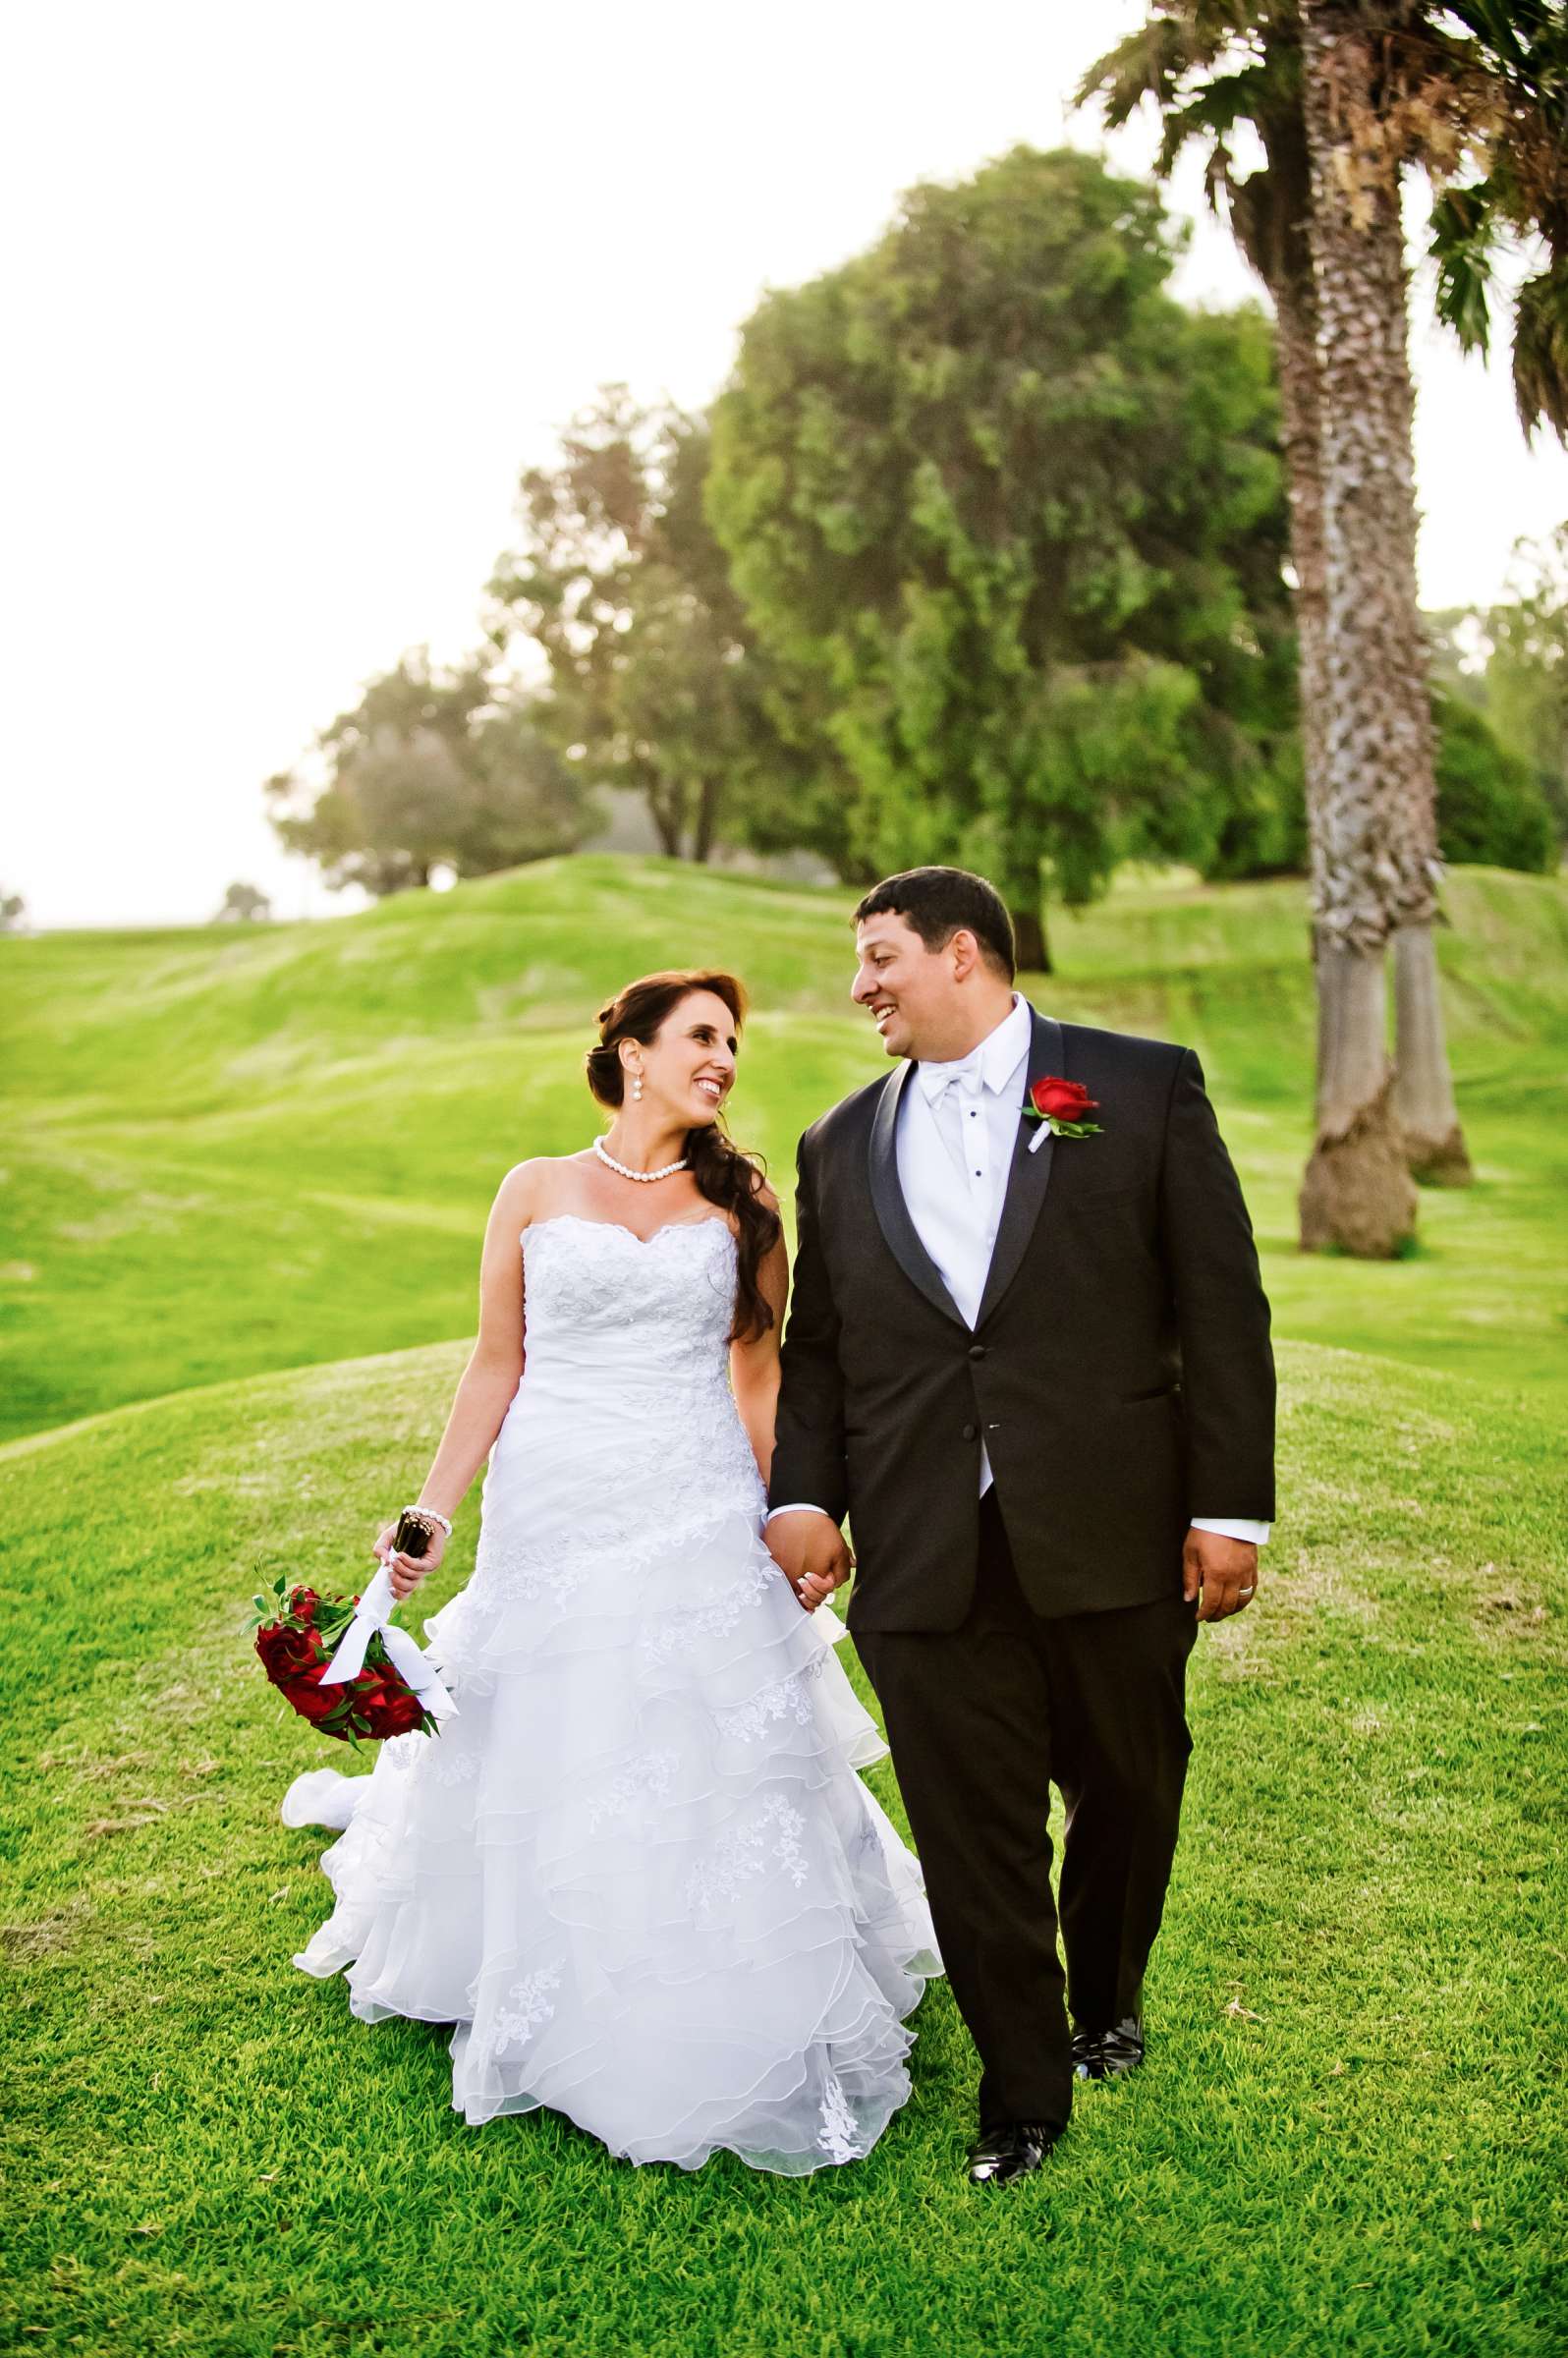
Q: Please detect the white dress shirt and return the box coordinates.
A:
[770,993,1270,1545]
[898,989,1033,1494]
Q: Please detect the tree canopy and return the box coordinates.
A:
[211,883,272,924]
[1432,690,1555,872]
[264,652,586,897]
[1472,526,1568,847]
[705,143,1295,964]
[486,390,820,864]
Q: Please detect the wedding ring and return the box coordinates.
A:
[1239,1585,1256,1598]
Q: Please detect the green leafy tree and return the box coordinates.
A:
[1475,527,1568,848]
[1433,691,1555,871]
[1425,603,1492,717]
[1200,680,1552,880]
[265,651,585,897]
[705,145,1292,969]
[211,882,272,924]
[487,390,824,864]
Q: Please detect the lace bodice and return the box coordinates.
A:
[479,1213,765,1555]
[519,1212,741,1381]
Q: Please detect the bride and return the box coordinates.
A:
[280,967,941,2172]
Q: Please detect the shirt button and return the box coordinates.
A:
[962,1423,978,1442]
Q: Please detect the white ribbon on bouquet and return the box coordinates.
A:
[318,1563,460,1721]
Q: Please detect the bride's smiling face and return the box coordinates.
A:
[624,989,738,1126]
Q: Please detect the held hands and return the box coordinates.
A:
[765,1514,855,1614]
[1182,1527,1259,1622]
[373,1520,448,1603]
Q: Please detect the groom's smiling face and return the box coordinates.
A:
[853,911,974,1064]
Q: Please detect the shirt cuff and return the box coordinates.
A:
[1191,1517,1270,1545]
[764,1503,836,1525]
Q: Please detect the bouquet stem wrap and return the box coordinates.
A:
[318,1565,460,1721]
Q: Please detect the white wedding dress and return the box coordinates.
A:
[281,1210,941,2172]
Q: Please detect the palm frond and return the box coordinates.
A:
[1075,20,1198,129]
[1511,257,1568,444]
[1429,181,1500,358]
[1435,0,1539,78]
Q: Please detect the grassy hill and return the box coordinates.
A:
[6,859,1564,2352]
[4,855,1566,1443]
[2,1333,1561,2356]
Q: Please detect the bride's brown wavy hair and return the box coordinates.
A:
[585,970,782,1344]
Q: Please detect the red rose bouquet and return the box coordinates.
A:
[252,1569,453,1747]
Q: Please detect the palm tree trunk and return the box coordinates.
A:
[1274,276,1331,868]
[1389,920,1471,1180]
[1241,84,1332,871]
[1299,932,1414,1254]
[1235,85,1400,1235]
[1377,222,1473,1180]
[1297,1,1419,1255]
[1238,69,1407,1230]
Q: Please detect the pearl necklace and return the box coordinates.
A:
[593,1136,690,1184]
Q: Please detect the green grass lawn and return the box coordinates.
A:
[4,855,1566,2355]
[4,857,1566,1443]
[4,1339,1562,2355]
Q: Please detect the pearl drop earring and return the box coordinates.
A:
[632,1071,644,1102]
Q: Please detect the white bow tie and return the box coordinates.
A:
[918,1055,983,1103]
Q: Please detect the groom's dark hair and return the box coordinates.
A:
[853,867,1016,982]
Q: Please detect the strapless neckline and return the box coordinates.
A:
[522,1212,735,1252]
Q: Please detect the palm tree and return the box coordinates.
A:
[1082,2,1565,1244]
[1298,0,1566,1201]
[1081,0,1418,1249]
[1295,0,1436,1249]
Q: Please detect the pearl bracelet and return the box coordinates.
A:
[402,1503,453,1537]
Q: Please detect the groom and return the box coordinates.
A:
[765,867,1275,2185]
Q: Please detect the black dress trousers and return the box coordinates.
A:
[854,1488,1199,2134]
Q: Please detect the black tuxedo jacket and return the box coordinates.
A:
[767,1005,1276,1629]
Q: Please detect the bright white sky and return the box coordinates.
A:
[4,0,1563,929]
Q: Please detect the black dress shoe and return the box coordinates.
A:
[965,2120,1060,2185]
[1072,2014,1145,2081]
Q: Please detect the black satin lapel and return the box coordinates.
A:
[868,1062,969,1330]
[976,1009,1063,1329]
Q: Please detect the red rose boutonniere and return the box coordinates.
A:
[1023,1074,1102,1151]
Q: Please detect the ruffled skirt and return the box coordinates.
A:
[281,1488,941,2173]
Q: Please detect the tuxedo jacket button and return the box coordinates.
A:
[969,1343,987,1360]
[962,1423,978,1441]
